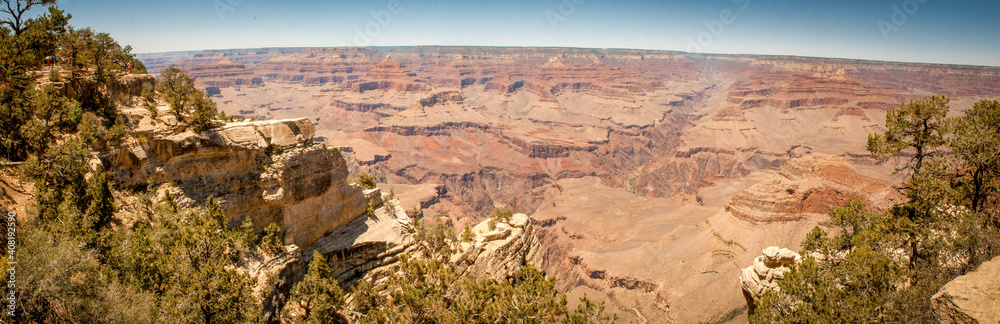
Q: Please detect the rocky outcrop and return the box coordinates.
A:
[932,255,1000,324]
[305,197,416,284]
[740,246,802,316]
[419,90,463,107]
[110,108,372,248]
[451,213,544,281]
[52,72,155,104]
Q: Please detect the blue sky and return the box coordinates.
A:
[48,0,1000,66]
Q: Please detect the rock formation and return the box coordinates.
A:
[305,197,415,283]
[932,255,1000,324]
[740,247,802,316]
[451,213,544,281]
[110,106,373,249]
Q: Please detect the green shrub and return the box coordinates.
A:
[460,226,475,242]
[350,173,377,190]
[261,222,284,255]
[491,208,513,223]
[48,67,59,82]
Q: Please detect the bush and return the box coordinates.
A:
[48,67,59,82]
[491,208,513,223]
[460,226,475,242]
[350,173,377,190]
[347,260,578,323]
[286,251,345,323]
[262,222,284,255]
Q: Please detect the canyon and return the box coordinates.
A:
[138,47,1000,322]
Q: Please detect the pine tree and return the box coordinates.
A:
[288,251,345,323]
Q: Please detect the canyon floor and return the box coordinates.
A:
[139,47,1000,322]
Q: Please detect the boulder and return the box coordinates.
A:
[932,255,1000,324]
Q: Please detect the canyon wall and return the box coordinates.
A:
[136,47,1000,322]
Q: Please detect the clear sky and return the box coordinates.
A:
[48,0,1000,66]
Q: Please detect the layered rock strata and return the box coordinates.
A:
[725,154,903,223]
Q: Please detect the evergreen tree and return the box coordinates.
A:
[287,251,345,323]
[156,66,217,132]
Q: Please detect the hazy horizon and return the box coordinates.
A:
[49,0,1000,66]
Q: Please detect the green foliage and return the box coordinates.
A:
[287,251,345,323]
[356,255,456,323]
[84,169,115,232]
[106,192,262,323]
[78,111,106,147]
[564,294,618,324]
[415,217,457,260]
[366,197,376,216]
[156,67,195,117]
[18,138,90,222]
[491,208,514,223]
[460,225,475,242]
[205,195,226,228]
[867,95,950,176]
[350,258,576,324]
[189,90,219,132]
[350,172,377,190]
[10,225,157,324]
[261,222,284,255]
[449,265,569,323]
[156,66,217,132]
[949,100,1000,214]
[752,202,908,323]
[0,1,68,160]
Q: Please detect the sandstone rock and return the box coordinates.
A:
[451,213,544,281]
[740,246,801,316]
[932,255,1000,324]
